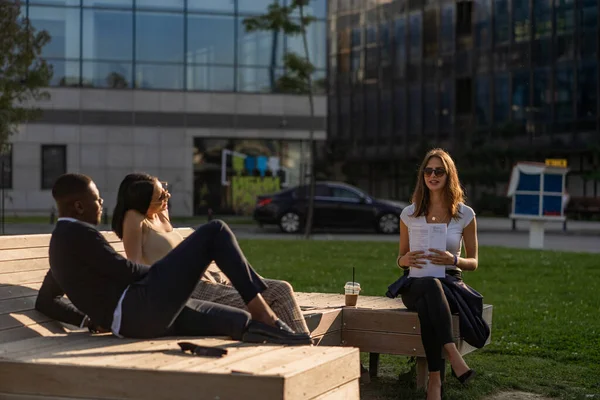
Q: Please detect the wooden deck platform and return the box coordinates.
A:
[0,230,360,400]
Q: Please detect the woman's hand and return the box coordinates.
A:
[399,251,427,269]
[427,249,455,265]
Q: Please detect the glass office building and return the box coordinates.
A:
[20,0,327,92]
[327,0,599,202]
[8,1,328,216]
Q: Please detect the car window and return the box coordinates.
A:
[331,187,362,200]
[294,184,332,198]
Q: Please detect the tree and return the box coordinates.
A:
[0,0,53,145]
[243,0,318,239]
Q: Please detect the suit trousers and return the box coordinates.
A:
[119,220,267,339]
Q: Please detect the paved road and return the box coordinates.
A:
[2,217,599,253]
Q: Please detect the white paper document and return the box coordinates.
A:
[408,223,447,278]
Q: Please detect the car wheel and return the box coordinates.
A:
[279,211,302,233]
[377,213,399,234]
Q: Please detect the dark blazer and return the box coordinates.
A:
[386,271,491,349]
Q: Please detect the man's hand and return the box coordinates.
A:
[83,316,110,334]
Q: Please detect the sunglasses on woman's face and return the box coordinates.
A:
[153,181,170,203]
[424,167,447,177]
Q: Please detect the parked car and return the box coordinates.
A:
[253,181,409,234]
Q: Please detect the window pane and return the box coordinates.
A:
[579,0,598,29]
[287,20,327,69]
[494,0,509,45]
[365,47,378,80]
[187,14,235,65]
[238,19,285,67]
[423,8,438,58]
[135,64,184,90]
[494,74,510,123]
[0,144,12,190]
[136,12,184,63]
[380,89,392,137]
[578,62,597,119]
[475,76,490,125]
[440,80,454,132]
[408,84,421,135]
[237,67,284,92]
[82,0,133,8]
[41,146,66,190]
[555,35,575,61]
[82,9,133,61]
[135,0,184,11]
[532,39,552,66]
[533,68,551,120]
[423,84,437,133]
[188,0,235,13]
[512,70,530,121]
[409,11,422,63]
[394,86,406,136]
[49,59,81,87]
[365,86,378,142]
[187,65,235,91]
[351,90,364,138]
[533,0,552,39]
[555,0,575,35]
[555,66,574,121]
[238,0,280,15]
[83,61,132,88]
[579,31,598,59]
[290,0,327,20]
[440,4,455,53]
[475,0,492,49]
[394,17,406,79]
[30,0,79,5]
[28,6,80,59]
[513,0,530,43]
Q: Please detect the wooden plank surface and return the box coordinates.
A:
[0,229,193,251]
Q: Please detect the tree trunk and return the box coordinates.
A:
[299,2,316,240]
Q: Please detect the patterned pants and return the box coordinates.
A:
[191,265,310,334]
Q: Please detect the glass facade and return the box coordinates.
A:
[328,0,599,201]
[21,0,327,92]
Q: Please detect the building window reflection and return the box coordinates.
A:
[193,138,303,216]
[555,65,574,122]
[475,76,491,126]
[187,14,235,65]
[494,74,510,124]
[136,12,184,63]
[82,61,132,88]
[494,0,510,45]
[578,62,598,120]
[28,6,81,59]
[135,64,184,90]
[82,8,133,61]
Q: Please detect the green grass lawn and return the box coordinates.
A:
[238,239,600,400]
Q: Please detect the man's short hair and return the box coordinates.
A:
[52,173,93,202]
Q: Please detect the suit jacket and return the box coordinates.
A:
[386,271,491,349]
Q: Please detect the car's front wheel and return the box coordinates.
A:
[279,211,302,233]
[377,213,400,234]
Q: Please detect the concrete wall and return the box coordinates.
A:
[8,88,327,216]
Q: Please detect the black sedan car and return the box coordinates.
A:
[253,181,409,234]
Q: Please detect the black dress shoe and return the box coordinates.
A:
[455,369,476,385]
[242,320,313,345]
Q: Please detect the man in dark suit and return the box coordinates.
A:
[36,173,311,344]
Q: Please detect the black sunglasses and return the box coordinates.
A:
[424,167,447,177]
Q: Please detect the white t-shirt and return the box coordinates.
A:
[400,202,476,271]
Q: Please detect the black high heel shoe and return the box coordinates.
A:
[455,369,476,385]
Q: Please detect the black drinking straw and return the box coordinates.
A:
[352,267,355,288]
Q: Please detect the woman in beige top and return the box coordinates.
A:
[111,173,309,334]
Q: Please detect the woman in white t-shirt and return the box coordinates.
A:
[396,149,479,400]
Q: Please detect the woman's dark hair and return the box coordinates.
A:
[111,173,157,239]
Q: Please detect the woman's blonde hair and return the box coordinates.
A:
[411,148,465,219]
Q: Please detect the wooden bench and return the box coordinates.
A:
[298,293,493,388]
[0,229,360,400]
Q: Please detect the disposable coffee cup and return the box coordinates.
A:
[344,282,361,306]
